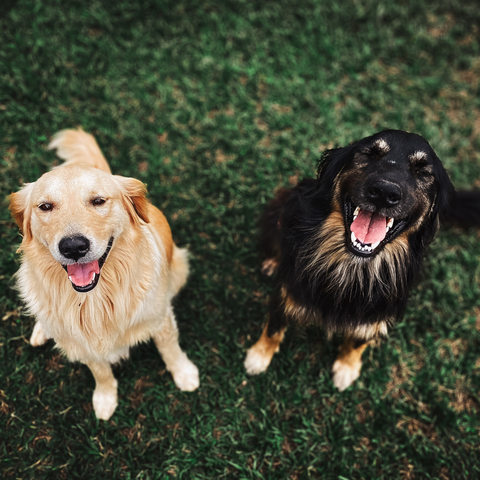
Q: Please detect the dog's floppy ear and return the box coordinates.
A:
[430,154,454,237]
[317,143,359,188]
[431,154,454,220]
[9,183,34,247]
[114,176,150,225]
[417,151,454,246]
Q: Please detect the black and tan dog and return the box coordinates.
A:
[245,129,480,390]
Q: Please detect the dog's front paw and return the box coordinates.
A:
[30,322,49,347]
[244,345,272,375]
[332,359,361,391]
[92,382,118,420]
[171,355,200,392]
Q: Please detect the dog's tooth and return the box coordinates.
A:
[351,232,357,243]
[387,218,394,228]
[372,241,380,249]
[386,226,390,232]
[68,276,73,282]
[353,215,357,221]
[354,207,360,216]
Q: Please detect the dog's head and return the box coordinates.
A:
[9,165,149,292]
[317,130,454,257]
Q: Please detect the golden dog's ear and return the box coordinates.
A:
[115,176,150,225]
[9,183,34,247]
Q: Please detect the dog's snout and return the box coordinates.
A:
[367,180,401,208]
[59,236,90,261]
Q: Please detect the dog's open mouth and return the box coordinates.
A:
[62,237,113,292]
[344,201,407,257]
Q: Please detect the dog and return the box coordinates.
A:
[244,129,480,391]
[9,129,199,420]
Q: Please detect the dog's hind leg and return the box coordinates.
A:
[332,337,372,391]
[86,361,118,420]
[261,258,279,276]
[245,290,288,375]
[259,188,294,277]
[153,306,199,392]
[30,321,50,347]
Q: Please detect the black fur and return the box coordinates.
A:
[260,130,475,341]
[444,190,480,227]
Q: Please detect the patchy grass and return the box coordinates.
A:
[1,0,480,478]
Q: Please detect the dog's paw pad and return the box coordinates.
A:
[244,346,272,375]
[92,388,118,420]
[30,322,49,347]
[261,259,278,276]
[332,360,361,391]
[171,359,200,392]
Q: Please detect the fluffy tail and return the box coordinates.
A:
[48,128,111,174]
[443,190,480,228]
[170,246,189,298]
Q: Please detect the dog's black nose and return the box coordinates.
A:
[59,236,90,261]
[367,181,401,208]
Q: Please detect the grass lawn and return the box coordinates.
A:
[1,0,480,478]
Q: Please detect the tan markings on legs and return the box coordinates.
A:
[244,321,286,375]
[282,291,308,320]
[86,361,118,420]
[153,306,199,392]
[332,337,372,391]
[261,258,279,276]
[30,321,50,347]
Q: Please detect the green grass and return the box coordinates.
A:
[1,0,480,478]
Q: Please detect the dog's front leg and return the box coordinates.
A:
[245,290,288,375]
[30,321,50,346]
[86,361,118,420]
[153,306,199,392]
[332,337,372,391]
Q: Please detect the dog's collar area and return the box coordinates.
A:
[343,200,407,257]
[62,237,114,292]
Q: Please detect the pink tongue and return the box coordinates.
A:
[351,209,387,244]
[67,261,100,287]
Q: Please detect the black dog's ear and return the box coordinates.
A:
[316,143,359,187]
[419,151,454,246]
[429,153,455,220]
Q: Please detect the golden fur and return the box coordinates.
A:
[10,128,199,419]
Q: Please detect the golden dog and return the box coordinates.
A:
[9,129,199,420]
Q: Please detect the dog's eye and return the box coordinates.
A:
[92,198,107,206]
[413,162,432,176]
[38,203,53,211]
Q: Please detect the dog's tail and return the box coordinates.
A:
[170,246,189,298]
[48,128,111,174]
[443,190,480,228]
